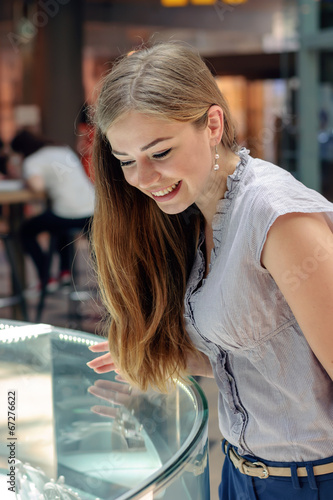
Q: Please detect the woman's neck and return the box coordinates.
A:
[197,147,240,228]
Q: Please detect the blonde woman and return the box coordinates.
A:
[87,42,333,499]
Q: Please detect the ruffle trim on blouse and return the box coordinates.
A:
[211,147,250,253]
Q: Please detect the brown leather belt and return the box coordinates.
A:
[223,441,333,479]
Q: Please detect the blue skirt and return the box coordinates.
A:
[219,440,333,500]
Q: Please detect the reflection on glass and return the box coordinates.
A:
[0,321,209,499]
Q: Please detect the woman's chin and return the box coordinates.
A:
[156,203,191,215]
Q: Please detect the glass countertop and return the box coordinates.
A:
[0,320,209,500]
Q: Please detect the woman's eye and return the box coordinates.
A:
[118,149,171,166]
[120,160,135,167]
[153,148,171,160]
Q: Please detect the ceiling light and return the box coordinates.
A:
[191,0,216,4]
[221,0,247,4]
[161,0,188,6]
[161,0,247,6]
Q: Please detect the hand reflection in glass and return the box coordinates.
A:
[87,378,140,418]
[88,379,146,452]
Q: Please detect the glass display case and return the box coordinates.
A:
[0,320,209,500]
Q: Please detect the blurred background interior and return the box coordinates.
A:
[0,0,333,496]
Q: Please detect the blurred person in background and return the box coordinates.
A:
[87,42,333,500]
[10,130,95,291]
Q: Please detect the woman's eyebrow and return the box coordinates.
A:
[112,137,172,156]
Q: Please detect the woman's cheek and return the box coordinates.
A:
[122,169,137,186]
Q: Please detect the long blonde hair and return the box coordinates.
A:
[92,42,237,391]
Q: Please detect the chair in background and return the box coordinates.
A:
[35,229,96,325]
[35,233,57,323]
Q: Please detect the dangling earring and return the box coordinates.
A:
[213,145,220,171]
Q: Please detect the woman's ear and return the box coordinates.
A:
[207,105,224,146]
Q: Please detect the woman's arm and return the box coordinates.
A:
[261,211,333,380]
[186,351,214,378]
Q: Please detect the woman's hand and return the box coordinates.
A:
[87,341,119,374]
[87,340,214,378]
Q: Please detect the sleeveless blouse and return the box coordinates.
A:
[184,149,333,462]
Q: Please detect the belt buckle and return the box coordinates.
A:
[252,461,269,479]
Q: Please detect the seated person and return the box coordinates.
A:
[10,130,95,291]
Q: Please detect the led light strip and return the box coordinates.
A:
[0,322,99,346]
[58,333,98,346]
[0,323,52,343]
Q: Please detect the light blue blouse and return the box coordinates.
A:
[184,149,333,462]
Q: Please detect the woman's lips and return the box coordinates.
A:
[151,180,182,202]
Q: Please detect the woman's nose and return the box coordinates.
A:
[136,161,160,189]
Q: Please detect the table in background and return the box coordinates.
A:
[0,187,45,319]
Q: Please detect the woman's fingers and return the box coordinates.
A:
[88,340,109,352]
[93,364,116,374]
[87,343,119,374]
[86,351,114,370]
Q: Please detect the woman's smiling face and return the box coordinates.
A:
[106,110,220,215]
